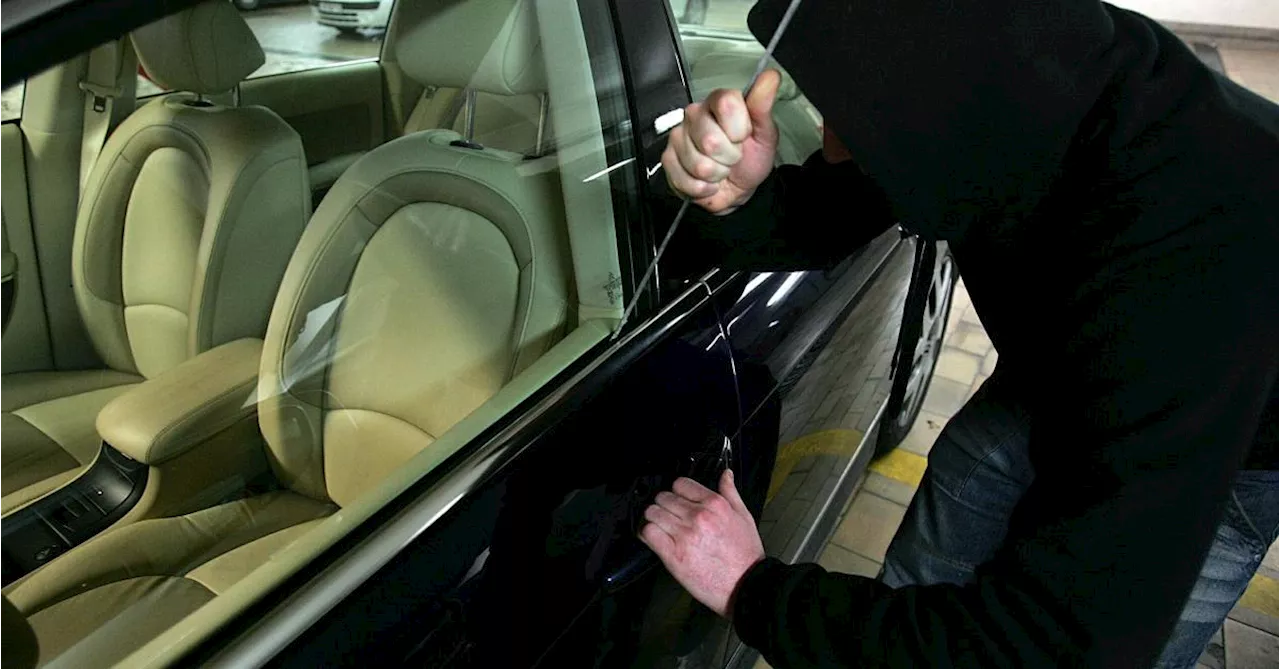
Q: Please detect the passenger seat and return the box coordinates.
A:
[0,0,311,512]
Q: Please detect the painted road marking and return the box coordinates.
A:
[869,448,927,488]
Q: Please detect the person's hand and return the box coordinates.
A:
[661,69,781,215]
[639,470,766,618]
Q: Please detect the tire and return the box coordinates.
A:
[233,0,260,10]
[875,242,956,455]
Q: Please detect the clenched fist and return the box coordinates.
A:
[662,69,782,215]
[639,470,766,618]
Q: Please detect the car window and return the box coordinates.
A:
[137,0,391,96]
[0,0,635,665]
[668,0,822,167]
[1,83,23,121]
[650,0,824,287]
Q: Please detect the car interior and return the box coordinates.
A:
[0,0,822,666]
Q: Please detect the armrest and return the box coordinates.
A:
[96,339,263,465]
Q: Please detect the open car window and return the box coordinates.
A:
[0,0,638,665]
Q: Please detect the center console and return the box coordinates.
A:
[1,445,146,585]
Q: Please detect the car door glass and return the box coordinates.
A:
[0,0,640,665]
[651,0,824,284]
[668,0,822,168]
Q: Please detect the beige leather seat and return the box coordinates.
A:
[0,1,310,511]
[3,0,572,664]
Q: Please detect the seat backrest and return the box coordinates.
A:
[258,0,573,507]
[71,0,310,379]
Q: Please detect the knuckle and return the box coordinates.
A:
[691,156,716,180]
[699,133,720,156]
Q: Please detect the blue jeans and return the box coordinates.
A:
[880,374,1278,668]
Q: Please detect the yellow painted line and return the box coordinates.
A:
[869,448,928,489]
[1239,573,1279,618]
[767,429,863,503]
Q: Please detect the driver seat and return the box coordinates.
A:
[0,0,310,512]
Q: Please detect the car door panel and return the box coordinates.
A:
[1,122,53,366]
[239,60,385,178]
[270,284,748,668]
[721,233,913,557]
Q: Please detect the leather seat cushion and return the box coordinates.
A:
[1,371,142,511]
[5,491,334,665]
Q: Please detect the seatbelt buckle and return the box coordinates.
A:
[78,81,122,113]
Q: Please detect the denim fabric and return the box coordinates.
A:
[879,374,1277,668]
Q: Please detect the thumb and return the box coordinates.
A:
[744,68,781,127]
[719,469,749,515]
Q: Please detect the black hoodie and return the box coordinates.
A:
[680,0,1278,666]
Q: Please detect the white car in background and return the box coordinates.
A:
[312,0,390,34]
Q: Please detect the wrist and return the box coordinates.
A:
[724,552,768,621]
[713,186,760,217]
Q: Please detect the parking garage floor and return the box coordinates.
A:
[756,278,1280,669]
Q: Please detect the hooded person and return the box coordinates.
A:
[640,0,1278,666]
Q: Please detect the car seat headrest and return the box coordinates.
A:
[394,0,546,96]
[131,0,265,95]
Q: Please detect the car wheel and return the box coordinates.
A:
[233,0,260,10]
[876,243,956,455]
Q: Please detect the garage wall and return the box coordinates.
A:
[1110,0,1278,31]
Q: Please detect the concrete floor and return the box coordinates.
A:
[757,279,1279,669]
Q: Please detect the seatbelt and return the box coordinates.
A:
[78,39,137,192]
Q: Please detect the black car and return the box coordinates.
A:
[0,0,954,667]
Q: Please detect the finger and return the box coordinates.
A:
[639,521,676,556]
[674,111,732,183]
[705,88,751,143]
[663,144,716,199]
[685,103,742,166]
[671,476,716,503]
[655,490,699,520]
[744,68,781,126]
[719,469,750,515]
[644,503,686,535]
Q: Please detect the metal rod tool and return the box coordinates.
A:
[610,0,805,342]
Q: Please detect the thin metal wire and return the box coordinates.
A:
[610,0,806,341]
